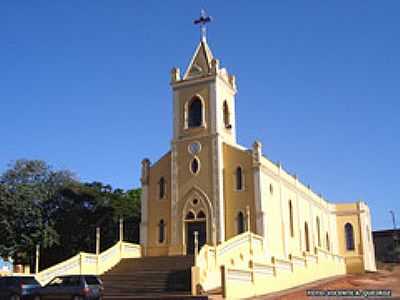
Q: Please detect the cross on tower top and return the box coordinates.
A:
[194,9,212,41]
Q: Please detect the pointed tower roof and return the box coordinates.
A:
[183,38,214,80]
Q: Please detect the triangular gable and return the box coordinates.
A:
[184,40,214,79]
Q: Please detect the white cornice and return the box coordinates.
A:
[171,75,216,90]
[259,163,333,214]
[333,209,365,216]
[171,73,236,93]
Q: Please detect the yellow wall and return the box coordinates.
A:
[223,143,255,239]
[255,154,340,261]
[334,202,376,273]
[146,152,171,256]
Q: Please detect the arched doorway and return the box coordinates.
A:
[185,210,207,255]
[178,186,214,255]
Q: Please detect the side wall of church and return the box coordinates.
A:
[146,152,172,256]
[223,143,256,240]
[259,156,341,261]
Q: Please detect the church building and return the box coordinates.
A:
[139,22,376,295]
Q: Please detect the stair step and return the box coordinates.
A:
[101,255,195,296]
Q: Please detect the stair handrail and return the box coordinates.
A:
[36,241,141,286]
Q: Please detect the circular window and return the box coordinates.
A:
[193,198,199,205]
[188,142,201,155]
[190,158,200,174]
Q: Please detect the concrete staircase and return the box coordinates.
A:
[101,255,208,299]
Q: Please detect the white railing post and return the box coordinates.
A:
[35,244,40,274]
[119,217,124,242]
[247,206,254,262]
[119,218,124,260]
[79,253,83,274]
[194,231,199,266]
[96,227,100,274]
[246,206,251,232]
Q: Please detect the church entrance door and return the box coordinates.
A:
[186,221,206,255]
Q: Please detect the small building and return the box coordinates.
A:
[373,229,400,263]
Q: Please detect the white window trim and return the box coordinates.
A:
[184,94,207,130]
[189,156,201,176]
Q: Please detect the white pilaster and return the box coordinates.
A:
[172,90,180,140]
[216,136,225,243]
[140,185,148,253]
[170,142,179,245]
[278,165,288,258]
[252,141,265,237]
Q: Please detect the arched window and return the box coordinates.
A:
[197,210,206,219]
[326,232,330,251]
[223,101,231,129]
[237,212,245,234]
[159,177,165,199]
[304,222,310,252]
[289,200,294,237]
[188,97,203,128]
[185,211,195,220]
[345,223,355,251]
[316,217,321,247]
[235,167,243,190]
[158,219,165,243]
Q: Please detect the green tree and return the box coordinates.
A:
[0,160,75,263]
[0,159,142,269]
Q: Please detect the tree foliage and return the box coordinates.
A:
[0,159,141,269]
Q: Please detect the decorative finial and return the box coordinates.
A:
[194,9,212,41]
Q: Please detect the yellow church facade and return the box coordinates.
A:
[139,36,376,297]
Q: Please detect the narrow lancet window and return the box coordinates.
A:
[235,167,243,190]
[345,223,355,251]
[237,212,245,234]
[158,219,165,243]
[316,217,321,247]
[305,222,310,252]
[159,177,165,199]
[223,101,231,129]
[326,232,330,251]
[289,200,294,237]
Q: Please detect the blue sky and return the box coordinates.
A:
[0,1,399,230]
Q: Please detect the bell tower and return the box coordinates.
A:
[168,11,238,254]
[170,38,237,144]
